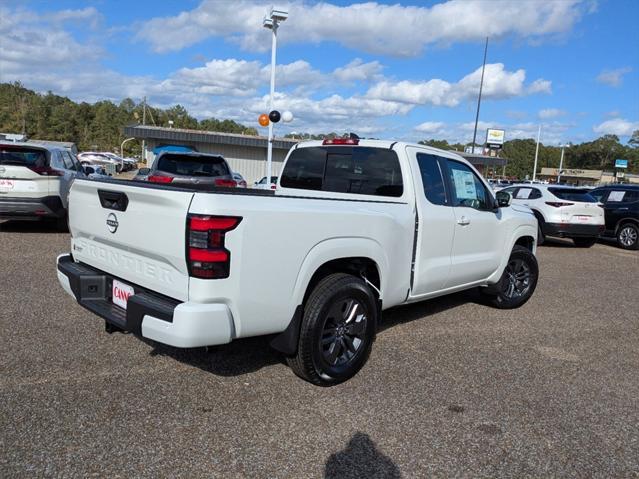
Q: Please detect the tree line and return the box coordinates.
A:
[0,82,257,156]
[419,135,639,178]
[1,82,637,177]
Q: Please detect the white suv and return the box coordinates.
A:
[501,184,604,247]
[0,141,84,230]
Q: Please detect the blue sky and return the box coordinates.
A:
[1,0,638,145]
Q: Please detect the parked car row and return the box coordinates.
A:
[77,152,137,173]
[500,183,638,250]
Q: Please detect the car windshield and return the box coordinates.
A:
[156,153,229,177]
[0,146,47,167]
[548,187,597,203]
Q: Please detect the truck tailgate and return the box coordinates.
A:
[68,180,194,301]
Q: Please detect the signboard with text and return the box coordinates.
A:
[615,159,628,169]
[486,129,505,149]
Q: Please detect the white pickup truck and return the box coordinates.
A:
[57,139,539,385]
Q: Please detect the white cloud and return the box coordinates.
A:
[538,108,566,119]
[527,78,552,94]
[593,118,639,137]
[0,6,102,76]
[367,63,550,106]
[414,122,446,134]
[596,67,632,87]
[332,59,383,83]
[137,0,588,56]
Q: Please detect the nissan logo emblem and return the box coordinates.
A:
[106,213,119,233]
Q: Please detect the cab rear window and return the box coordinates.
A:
[156,154,229,177]
[548,188,597,203]
[281,146,403,197]
[0,146,47,167]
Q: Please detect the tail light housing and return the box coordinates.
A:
[545,201,574,208]
[27,166,63,176]
[214,178,237,188]
[187,214,241,279]
[148,175,173,183]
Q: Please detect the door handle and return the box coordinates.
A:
[457,216,470,226]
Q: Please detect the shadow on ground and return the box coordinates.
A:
[143,292,471,379]
[325,432,401,478]
[0,219,64,234]
[143,334,285,377]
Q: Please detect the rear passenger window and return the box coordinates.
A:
[281,147,403,197]
[605,190,639,203]
[514,187,541,199]
[50,151,65,169]
[61,151,74,170]
[416,153,447,205]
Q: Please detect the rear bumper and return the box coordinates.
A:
[543,222,605,238]
[0,195,65,219]
[56,254,233,348]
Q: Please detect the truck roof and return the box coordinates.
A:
[293,138,468,161]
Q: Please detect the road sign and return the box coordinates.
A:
[615,159,628,169]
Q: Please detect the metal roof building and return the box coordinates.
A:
[124,124,510,183]
[124,125,298,184]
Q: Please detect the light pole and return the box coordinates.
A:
[532,124,542,181]
[121,137,135,159]
[557,143,569,184]
[263,8,288,186]
[471,37,489,154]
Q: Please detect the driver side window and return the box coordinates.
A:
[445,160,491,210]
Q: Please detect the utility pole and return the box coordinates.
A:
[532,124,541,181]
[142,96,147,166]
[471,37,488,154]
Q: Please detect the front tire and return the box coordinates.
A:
[480,245,539,309]
[287,273,377,386]
[572,237,597,248]
[617,223,639,250]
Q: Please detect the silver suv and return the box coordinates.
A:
[0,141,85,230]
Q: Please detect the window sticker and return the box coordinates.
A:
[452,169,477,200]
[607,191,625,202]
[516,188,533,199]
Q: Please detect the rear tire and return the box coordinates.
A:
[286,273,377,386]
[480,245,538,309]
[572,237,597,248]
[617,223,639,250]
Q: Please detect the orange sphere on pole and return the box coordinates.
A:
[258,114,269,127]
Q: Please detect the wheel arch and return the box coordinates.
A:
[271,239,386,356]
[291,237,388,309]
[614,216,639,234]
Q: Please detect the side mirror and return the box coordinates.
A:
[138,168,151,176]
[496,191,512,208]
[83,166,94,174]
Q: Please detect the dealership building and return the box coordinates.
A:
[124,125,297,184]
[124,125,509,183]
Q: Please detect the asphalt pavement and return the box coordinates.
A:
[1,220,638,478]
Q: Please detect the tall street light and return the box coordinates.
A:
[263,8,288,186]
[557,143,569,184]
[471,37,489,153]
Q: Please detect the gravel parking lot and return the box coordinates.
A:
[1,221,638,478]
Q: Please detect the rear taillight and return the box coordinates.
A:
[27,166,63,176]
[214,178,237,188]
[148,175,173,183]
[545,201,574,208]
[187,214,241,279]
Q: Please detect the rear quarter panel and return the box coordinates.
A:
[188,192,415,338]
